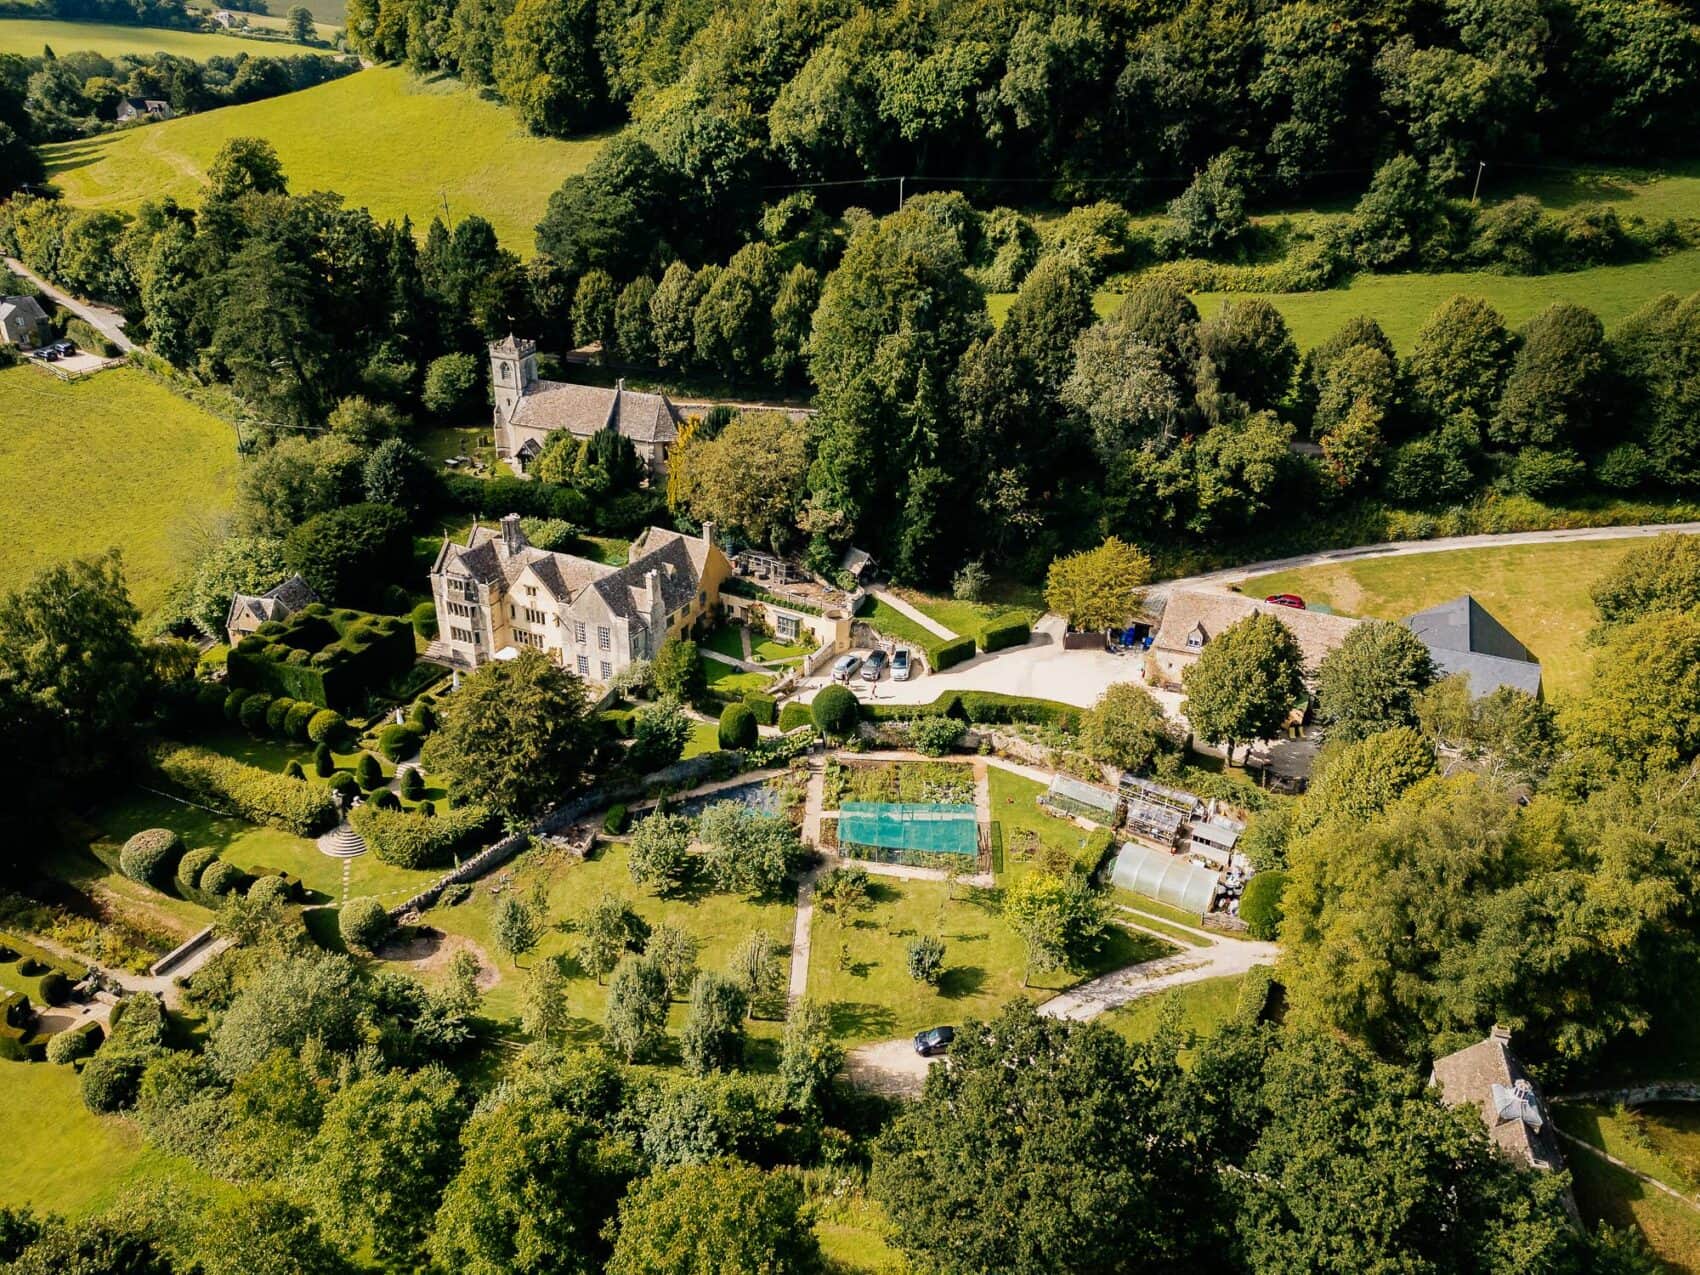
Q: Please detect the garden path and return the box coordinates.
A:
[700,648,766,674]
[788,758,828,1002]
[1036,928,1278,1022]
[19,931,229,1011]
[868,588,957,639]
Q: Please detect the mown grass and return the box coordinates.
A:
[0,16,317,57]
[986,766,1097,886]
[0,365,237,618]
[1243,537,1675,701]
[1556,1107,1700,1275]
[43,67,608,254]
[856,597,938,653]
[1101,972,1251,1063]
[0,1060,215,1217]
[894,587,1041,645]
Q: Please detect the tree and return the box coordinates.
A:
[680,971,748,1074]
[1563,608,1700,784]
[305,1067,463,1267]
[606,1159,821,1275]
[717,702,757,750]
[423,352,482,418]
[429,648,596,816]
[579,891,645,983]
[670,411,809,549]
[1197,299,1298,417]
[285,5,315,42]
[871,1003,1212,1274]
[1491,302,1607,450]
[165,534,289,638]
[727,929,779,1013]
[697,802,802,898]
[810,683,858,737]
[650,260,709,369]
[283,502,411,609]
[521,955,570,1042]
[493,0,604,137]
[605,954,669,1062]
[1160,148,1254,258]
[4,1215,177,1275]
[1298,726,1436,833]
[235,434,363,539]
[1061,325,1185,459]
[493,892,541,966]
[779,997,841,1109]
[1347,154,1441,268]
[1590,533,1700,631]
[629,697,691,774]
[906,934,945,985]
[361,439,433,513]
[1314,620,1436,741]
[536,135,672,279]
[693,241,780,377]
[1080,683,1169,773]
[767,264,821,383]
[192,1189,354,1275]
[646,923,700,1000]
[1044,537,1153,632]
[813,865,870,916]
[652,637,704,703]
[206,136,287,201]
[571,267,617,353]
[1406,295,1514,440]
[428,1088,635,1275]
[1003,871,1108,984]
[628,811,695,895]
[612,275,656,363]
[1181,612,1306,763]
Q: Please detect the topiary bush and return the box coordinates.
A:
[411,601,437,640]
[313,742,334,777]
[355,752,384,791]
[811,684,859,738]
[308,709,348,746]
[265,696,297,735]
[119,828,185,890]
[979,617,1031,653]
[399,766,425,801]
[80,1049,148,1113]
[408,699,437,733]
[778,702,813,732]
[744,692,777,726]
[198,859,245,899]
[223,688,250,722]
[348,802,493,869]
[418,799,435,817]
[45,1022,99,1066]
[285,700,318,740]
[1239,870,1288,941]
[238,692,274,735]
[175,846,219,898]
[718,702,758,750]
[284,760,306,781]
[377,723,420,762]
[246,874,291,906]
[372,789,401,810]
[328,771,359,802]
[604,804,629,835]
[338,896,392,952]
[927,636,976,671]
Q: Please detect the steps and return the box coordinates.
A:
[318,821,368,859]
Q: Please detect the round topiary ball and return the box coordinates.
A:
[338,896,391,952]
[286,701,318,740]
[307,709,347,746]
[378,723,420,762]
[371,789,400,810]
[175,846,219,898]
[246,874,290,906]
[355,752,384,791]
[327,772,359,802]
[284,760,306,781]
[198,858,245,898]
[265,696,296,734]
[196,682,226,719]
[718,702,758,750]
[223,689,251,723]
[399,766,425,800]
[119,828,184,890]
[811,684,859,738]
[46,1025,97,1066]
[238,692,273,735]
[80,1050,146,1113]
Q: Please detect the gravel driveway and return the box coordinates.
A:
[845,1038,939,1097]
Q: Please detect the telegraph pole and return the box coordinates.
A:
[1471,161,1486,204]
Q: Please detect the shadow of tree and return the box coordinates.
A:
[828,1000,898,1038]
[938,965,986,999]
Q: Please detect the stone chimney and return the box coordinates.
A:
[1489,1024,1512,1044]
[616,377,626,392]
[702,521,715,550]
[501,513,526,556]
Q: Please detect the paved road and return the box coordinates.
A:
[5,257,135,353]
[1145,521,1700,603]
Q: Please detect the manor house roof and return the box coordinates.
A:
[1150,589,1363,673]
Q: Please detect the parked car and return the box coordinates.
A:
[1264,593,1306,610]
[891,648,911,681]
[32,348,57,362]
[914,1025,955,1057]
[861,649,888,680]
[831,653,863,682]
[50,340,75,356]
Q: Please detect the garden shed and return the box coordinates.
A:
[1109,842,1222,915]
[1039,774,1121,825]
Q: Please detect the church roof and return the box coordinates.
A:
[509,378,679,446]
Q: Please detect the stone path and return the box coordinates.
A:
[1551,1128,1700,1213]
[700,647,767,674]
[788,760,828,1002]
[20,930,230,1011]
[1037,925,1278,1021]
[868,587,956,639]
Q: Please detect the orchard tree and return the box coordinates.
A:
[1004,871,1108,984]
[429,649,596,816]
[1181,612,1306,763]
[521,956,570,1043]
[779,998,841,1110]
[492,893,541,967]
[628,811,695,895]
[605,955,669,1062]
[606,1160,820,1275]
[1314,620,1436,741]
[1044,537,1153,632]
[680,972,748,1074]
[646,923,700,1000]
[579,892,648,984]
[629,697,692,773]
[1081,683,1169,773]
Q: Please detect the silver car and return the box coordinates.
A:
[831,653,863,681]
[861,650,888,681]
[891,648,911,681]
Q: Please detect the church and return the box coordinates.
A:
[489,336,681,480]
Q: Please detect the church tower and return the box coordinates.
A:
[489,335,537,427]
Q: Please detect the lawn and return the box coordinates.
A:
[392,839,797,1041]
[894,588,1041,645]
[0,365,238,618]
[0,1060,214,1217]
[986,766,1097,883]
[807,874,1173,1045]
[577,534,629,566]
[43,67,608,254]
[681,719,720,759]
[0,17,317,57]
[702,624,748,661]
[1102,972,1252,1063]
[1557,1106,1700,1274]
[1241,537,1675,701]
[701,654,772,696]
[857,597,939,653]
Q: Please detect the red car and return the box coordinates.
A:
[1264,593,1306,610]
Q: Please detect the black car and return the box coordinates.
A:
[914,1025,955,1057]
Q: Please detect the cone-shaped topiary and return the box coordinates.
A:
[355,752,384,791]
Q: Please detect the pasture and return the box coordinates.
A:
[0,364,237,617]
[1241,537,1671,701]
[43,67,608,255]
[0,17,317,57]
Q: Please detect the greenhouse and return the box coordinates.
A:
[1108,841,1222,915]
[836,801,980,867]
[1039,774,1121,825]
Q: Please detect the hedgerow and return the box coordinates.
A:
[348,802,494,869]
[151,742,338,837]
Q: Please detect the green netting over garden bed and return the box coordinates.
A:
[837,802,979,856]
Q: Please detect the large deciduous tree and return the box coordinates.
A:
[1080,682,1170,773]
[669,410,809,551]
[494,0,605,137]
[1314,620,1436,741]
[1181,612,1305,763]
[1043,537,1152,632]
[606,1159,820,1275]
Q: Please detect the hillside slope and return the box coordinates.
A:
[42,67,605,253]
[0,16,319,57]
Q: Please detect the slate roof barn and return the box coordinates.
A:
[1430,1026,1567,1175]
[0,295,48,346]
[1403,595,1542,698]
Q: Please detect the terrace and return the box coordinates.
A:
[725,551,856,618]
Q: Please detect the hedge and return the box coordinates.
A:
[604,804,629,835]
[246,875,291,906]
[349,802,494,869]
[80,1049,148,1113]
[226,604,415,712]
[778,702,813,732]
[1235,965,1276,1025]
[979,617,1031,653]
[119,828,184,890]
[378,723,421,762]
[600,708,636,739]
[861,691,1081,732]
[152,742,338,837]
[45,1021,100,1065]
[308,709,348,746]
[1239,871,1287,941]
[744,692,777,726]
[223,688,249,722]
[175,846,219,898]
[199,859,245,898]
[5,959,66,1007]
[927,636,977,671]
[1078,828,1116,878]
[408,699,437,732]
[719,702,758,750]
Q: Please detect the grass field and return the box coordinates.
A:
[894,587,1041,645]
[1556,1103,1700,1274]
[0,365,237,617]
[0,1060,213,1217]
[1102,972,1250,1060]
[43,67,608,254]
[1242,537,1682,700]
[0,16,317,57]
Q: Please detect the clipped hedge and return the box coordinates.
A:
[1235,965,1276,1025]
[927,636,977,671]
[45,1021,100,1065]
[119,829,184,890]
[227,604,415,712]
[719,702,758,750]
[151,742,338,837]
[778,702,812,732]
[744,692,777,726]
[1239,870,1287,941]
[81,1049,148,1112]
[603,804,629,835]
[861,691,1080,732]
[979,617,1031,653]
[175,846,219,899]
[264,696,297,734]
[1078,828,1116,878]
[377,723,421,762]
[199,859,245,899]
[348,801,494,869]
